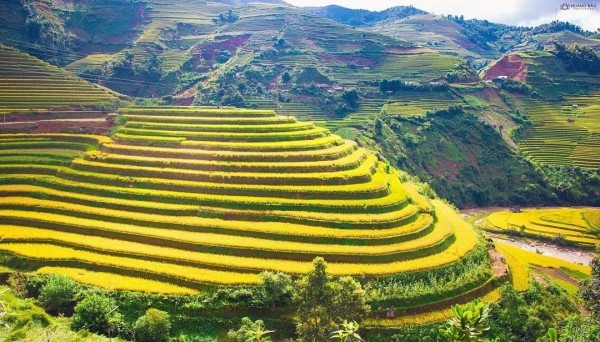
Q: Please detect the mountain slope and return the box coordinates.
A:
[0,44,118,116]
[304,5,426,26]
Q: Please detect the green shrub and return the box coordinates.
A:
[134,308,171,342]
[228,317,273,342]
[71,293,120,336]
[38,274,79,316]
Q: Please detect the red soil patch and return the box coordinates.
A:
[483,55,527,82]
[194,35,252,61]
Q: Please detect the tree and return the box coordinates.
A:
[330,321,363,342]
[274,38,287,49]
[260,271,293,309]
[134,308,171,342]
[38,274,79,316]
[282,71,292,83]
[341,89,359,108]
[213,9,239,25]
[331,277,370,322]
[71,293,120,336]
[439,299,492,341]
[560,315,600,342]
[580,244,600,321]
[228,317,274,342]
[216,50,231,63]
[295,257,333,342]
[294,257,370,342]
[143,51,164,82]
[220,91,246,107]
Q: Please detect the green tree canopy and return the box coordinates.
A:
[294,257,370,342]
[134,308,171,342]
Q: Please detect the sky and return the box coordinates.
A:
[284,0,600,31]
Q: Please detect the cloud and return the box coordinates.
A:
[284,0,600,31]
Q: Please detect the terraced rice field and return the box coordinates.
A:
[383,92,461,116]
[0,45,117,116]
[484,208,600,248]
[0,106,481,294]
[496,242,591,293]
[330,51,460,85]
[518,97,600,168]
[250,99,384,131]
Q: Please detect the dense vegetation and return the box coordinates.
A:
[370,106,557,207]
[554,43,600,75]
[533,21,592,36]
[366,281,596,342]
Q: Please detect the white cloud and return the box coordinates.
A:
[284,0,600,31]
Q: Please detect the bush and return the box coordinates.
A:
[7,273,45,298]
[228,317,273,342]
[134,308,171,342]
[71,293,121,336]
[38,274,79,316]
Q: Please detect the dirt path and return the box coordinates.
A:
[488,248,509,276]
[490,235,593,266]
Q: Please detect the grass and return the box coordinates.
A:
[0,286,117,341]
[383,92,461,116]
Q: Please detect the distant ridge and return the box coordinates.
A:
[304,5,427,26]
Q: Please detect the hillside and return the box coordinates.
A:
[0,1,597,211]
[0,1,460,101]
[501,51,600,169]
[0,106,501,339]
[0,107,483,290]
[0,2,599,340]
[309,6,600,66]
[0,45,118,117]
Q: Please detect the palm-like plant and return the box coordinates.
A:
[439,299,492,342]
[246,321,274,342]
[330,320,364,342]
[538,327,558,342]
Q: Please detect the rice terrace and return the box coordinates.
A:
[0,0,598,341]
